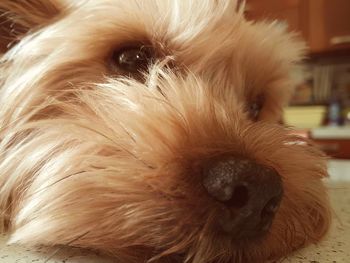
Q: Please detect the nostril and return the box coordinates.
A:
[262,196,281,215]
[225,184,249,208]
[260,196,281,229]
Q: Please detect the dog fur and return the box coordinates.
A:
[0,1,331,262]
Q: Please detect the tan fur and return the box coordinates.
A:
[0,0,331,262]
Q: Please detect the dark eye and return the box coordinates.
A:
[111,45,155,73]
[248,96,264,121]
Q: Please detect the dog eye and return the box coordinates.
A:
[248,96,264,121]
[112,45,155,74]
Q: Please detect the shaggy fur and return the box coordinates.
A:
[0,0,331,262]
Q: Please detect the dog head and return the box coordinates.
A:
[0,1,331,262]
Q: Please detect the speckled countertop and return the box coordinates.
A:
[0,160,349,263]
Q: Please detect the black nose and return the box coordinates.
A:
[202,158,283,240]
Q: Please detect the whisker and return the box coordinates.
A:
[44,230,91,263]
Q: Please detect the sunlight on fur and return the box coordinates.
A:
[0,0,331,262]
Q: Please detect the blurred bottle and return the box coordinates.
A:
[327,96,342,126]
[343,107,350,126]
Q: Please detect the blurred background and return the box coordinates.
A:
[246,0,350,160]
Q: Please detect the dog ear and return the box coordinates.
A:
[0,0,62,53]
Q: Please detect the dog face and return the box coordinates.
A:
[0,1,331,262]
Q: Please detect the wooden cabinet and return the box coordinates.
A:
[245,0,307,38]
[246,0,350,55]
[313,139,350,159]
[307,0,350,53]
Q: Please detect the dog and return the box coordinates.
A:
[0,1,331,262]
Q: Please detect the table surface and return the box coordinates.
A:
[1,160,349,263]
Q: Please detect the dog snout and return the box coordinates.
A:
[202,158,283,240]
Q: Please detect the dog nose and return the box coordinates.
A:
[202,158,283,240]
